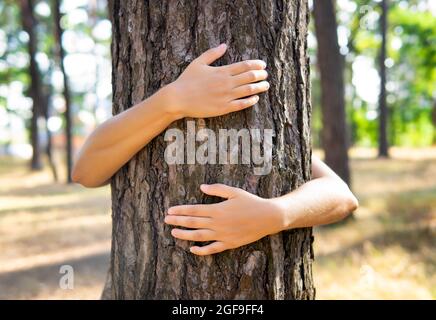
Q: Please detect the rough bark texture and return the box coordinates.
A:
[53,0,74,182]
[313,0,350,185]
[378,0,389,157]
[20,0,42,170]
[109,0,314,300]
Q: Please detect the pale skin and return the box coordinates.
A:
[72,43,358,256]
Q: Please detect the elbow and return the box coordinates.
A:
[328,177,359,218]
[71,164,81,184]
[347,193,359,213]
[71,163,97,188]
[342,190,359,218]
[71,164,87,186]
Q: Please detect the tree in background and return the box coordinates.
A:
[19,0,43,170]
[42,71,58,181]
[53,0,73,182]
[313,0,350,185]
[378,0,389,157]
[312,0,435,150]
[107,0,314,299]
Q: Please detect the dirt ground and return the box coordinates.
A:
[0,147,435,299]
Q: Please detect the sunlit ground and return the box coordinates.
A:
[314,147,436,299]
[0,156,111,299]
[0,147,435,299]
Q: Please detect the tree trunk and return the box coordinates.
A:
[108,0,314,300]
[20,0,42,170]
[42,81,58,182]
[378,0,389,157]
[53,0,73,183]
[313,0,350,185]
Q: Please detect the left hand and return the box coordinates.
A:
[165,183,285,256]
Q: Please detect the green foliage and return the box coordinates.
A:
[311,0,435,148]
[0,0,112,149]
[1,0,434,149]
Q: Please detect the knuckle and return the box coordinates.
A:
[187,217,197,227]
[209,248,219,255]
[237,100,247,108]
[243,61,252,69]
[196,232,205,241]
[214,245,225,254]
[246,85,256,95]
[248,71,257,81]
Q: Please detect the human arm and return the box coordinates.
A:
[164,155,359,255]
[72,43,270,187]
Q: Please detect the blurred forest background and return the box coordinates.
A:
[0,0,435,299]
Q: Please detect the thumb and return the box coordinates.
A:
[196,43,227,65]
[200,183,241,199]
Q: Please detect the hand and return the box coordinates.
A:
[165,43,269,119]
[164,183,285,256]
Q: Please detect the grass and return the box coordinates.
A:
[0,147,435,299]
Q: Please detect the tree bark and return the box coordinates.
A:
[108,0,314,300]
[313,0,350,185]
[378,0,389,157]
[42,81,58,182]
[53,0,73,183]
[19,0,42,170]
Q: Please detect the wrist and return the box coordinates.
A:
[264,197,289,234]
[268,196,296,231]
[157,82,185,121]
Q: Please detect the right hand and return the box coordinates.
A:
[165,43,269,119]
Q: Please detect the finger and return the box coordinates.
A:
[227,95,259,112]
[190,242,227,256]
[231,81,270,99]
[196,43,227,65]
[232,70,268,87]
[168,204,214,217]
[225,59,266,76]
[200,183,242,199]
[164,215,212,229]
[171,228,215,242]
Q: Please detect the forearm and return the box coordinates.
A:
[73,45,270,188]
[72,86,178,187]
[272,177,358,230]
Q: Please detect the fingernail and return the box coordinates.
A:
[218,43,227,49]
[261,60,266,68]
[254,95,259,101]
